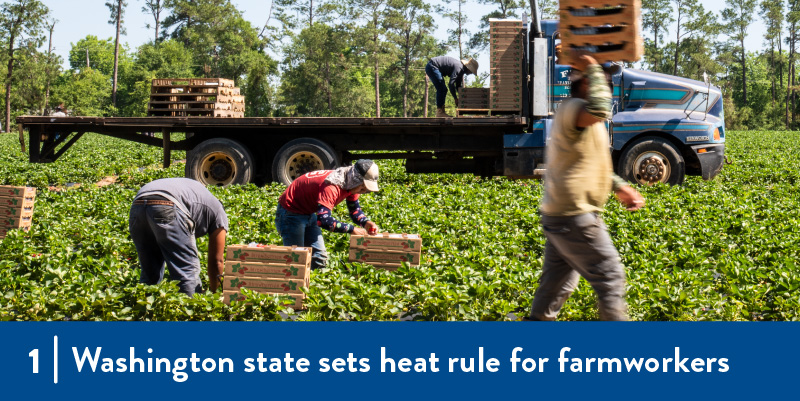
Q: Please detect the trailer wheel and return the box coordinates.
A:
[272,138,340,185]
[618,137,685,185]
[186,138,254,186]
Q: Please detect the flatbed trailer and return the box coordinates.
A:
[15,7,728,187]
[16,115,532,186]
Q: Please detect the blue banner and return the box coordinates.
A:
[0,322,796,400]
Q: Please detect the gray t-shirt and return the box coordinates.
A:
[430,56,467,98]
[135,178,229,236]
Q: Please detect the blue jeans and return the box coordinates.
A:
[425,62,448,107]
[129,203,202,296]
[274,204,328,269]
[529,213,628,321]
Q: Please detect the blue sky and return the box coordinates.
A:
[41,0,768,75]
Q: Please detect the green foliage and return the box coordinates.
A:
[50,68,112,117]
[68,35,126,76]
[279,23,373,117]
[1,130,799,321]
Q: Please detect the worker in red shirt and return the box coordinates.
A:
[275,159,380,269]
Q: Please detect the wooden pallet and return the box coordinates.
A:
[148,110,245,118]
[151,78,235,88]
[148,77,245,117]
[559,0,643,64]
[456,108,521,117]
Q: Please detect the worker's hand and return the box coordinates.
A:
[572,53,598,72]
[365,221,379,235]
[352,227,368,236]
[615,185,645,211]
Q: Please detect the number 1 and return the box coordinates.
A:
[29,349,38,373]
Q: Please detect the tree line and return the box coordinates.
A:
[0,0,798,131]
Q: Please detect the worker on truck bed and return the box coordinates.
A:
[129,178,228,296]
[276,160,380,270]
[425,56,478,117]
[525,54,645,321]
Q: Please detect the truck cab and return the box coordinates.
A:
[515,19,726,185]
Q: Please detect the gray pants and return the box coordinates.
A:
[129,203,202,296]
[529,213,628,321]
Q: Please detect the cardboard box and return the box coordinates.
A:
[350,233,422,252]
[222,290,306,309]
[223,276,307,294]
[0,196,35,208]
[224,261,310,280]
[0,225,29,238]
[0,216,31,229]
[349,249,421,266]
[226,244,311,266]
[0,206,34,219]
[0,186,36,198]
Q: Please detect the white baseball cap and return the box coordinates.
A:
[354,159,379,192]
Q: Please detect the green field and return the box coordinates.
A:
[0,130,798,321]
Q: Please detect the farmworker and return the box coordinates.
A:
[129,178,228,296]
[526,54,645,321]
[50,105,66,140]
[425,56,478,117]
[276,159,380,270]
[50,104,66,117]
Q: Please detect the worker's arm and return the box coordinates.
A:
[448,70,461,105]
[574,58,612,129]
[207,227,226,293]
[346,199,369,226]
[611,174,645,211]
[316,204,368,235]
[346,199,378,234]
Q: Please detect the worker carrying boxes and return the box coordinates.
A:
[348,233,422,270]
[222,244,311,309]
[0,185,36,240]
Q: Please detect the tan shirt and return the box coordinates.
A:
[540,98,613,216]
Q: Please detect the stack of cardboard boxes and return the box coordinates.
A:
[489,19,525,113]
[0,185,35,239]
[148,78,246,118]
[558,0,643,65]
[222,244,311,308]
[348,233,422,270]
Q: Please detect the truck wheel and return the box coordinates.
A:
[185,138,254,186]
[618,137,685,185]
[272,138,340,185]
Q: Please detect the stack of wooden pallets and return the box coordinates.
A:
[489,19,524,114]
[559,0,643,65]
[221,244,311,309]
[0,185,35,239]
[148,78,245,118]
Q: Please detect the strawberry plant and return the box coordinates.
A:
[0,130,798,321]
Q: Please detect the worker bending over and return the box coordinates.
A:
[276,160,380,270]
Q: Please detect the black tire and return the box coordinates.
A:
[185,138,255,186]
[272,138,340,185]
[618,137,685,185]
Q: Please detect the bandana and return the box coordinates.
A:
[324,165,364,190]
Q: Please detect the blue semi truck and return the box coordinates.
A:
[17,12,725,187]
[513,18,726,186]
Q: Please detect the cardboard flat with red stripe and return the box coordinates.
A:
[223,275,308,294]
[222,290,305,308]
[224,260,310,281]
[226,244,311,266]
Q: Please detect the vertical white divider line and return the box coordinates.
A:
[53,335,58,384]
